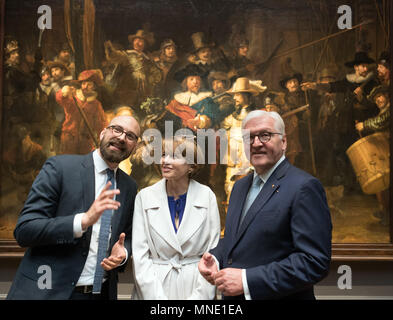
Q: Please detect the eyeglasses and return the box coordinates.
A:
[107,125,138,142]
[243,132,283,144]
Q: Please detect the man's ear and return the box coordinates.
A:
[282,134,287,152]
[99,128,106,141]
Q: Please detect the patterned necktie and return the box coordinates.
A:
[239,176,263,227]
[93,169,115,294]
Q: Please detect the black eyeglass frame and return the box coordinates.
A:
[243,131,283,144]
[107,125,139,142]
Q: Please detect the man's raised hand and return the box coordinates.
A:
[81,181,120,230]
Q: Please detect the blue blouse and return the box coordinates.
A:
[167,193,187,232]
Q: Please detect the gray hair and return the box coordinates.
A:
[242,110,286,136]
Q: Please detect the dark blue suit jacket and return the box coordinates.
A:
[7,153,137,300]
[211,159,332,300]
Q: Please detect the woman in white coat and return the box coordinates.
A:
[132,137,221,299]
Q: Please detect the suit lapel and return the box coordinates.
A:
[80,153,95,244]
[234,159,291,245]
[229,174,253,235]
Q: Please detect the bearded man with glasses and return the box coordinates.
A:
[8,116,140,300]
[199,110,332,300]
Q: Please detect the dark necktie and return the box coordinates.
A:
[93,169,115,294]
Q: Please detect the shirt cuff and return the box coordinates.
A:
[73,213,86,238]
[242,269,251,300]
[211,255,220,271]
[119,247,128,266]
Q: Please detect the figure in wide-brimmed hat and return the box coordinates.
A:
[344,51,375,68]
[301,49,379,195]
[278,58,312,170]
[128,29,155,49]
[302,49,379,149]
[55,69,107,155]
[70,69,105,88]
[208,71,231,92]
[221,77,267,202]
[226,77,266,96]
[312,64,345,186]
[164,64,219,131]
[46,59,74,147]
[207,71,235,122]
[279,58,303,90]
[48,60,71,77]
[48,60,73,92]
[173,63,208,83]
[104,29,161,109]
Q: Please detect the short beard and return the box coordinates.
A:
[100,138,131,164]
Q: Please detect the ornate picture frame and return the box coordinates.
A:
[0,0,392,260]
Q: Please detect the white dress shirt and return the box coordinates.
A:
[73,150,128,286]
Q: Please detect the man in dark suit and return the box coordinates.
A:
[7,115,140,300]
[199,110,332,300]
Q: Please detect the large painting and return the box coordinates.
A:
[0,0,392,259]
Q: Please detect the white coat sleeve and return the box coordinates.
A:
[131,192,168,300]
[188,189,221,300]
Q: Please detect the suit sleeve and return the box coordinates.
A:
[14,157,75,247]
[209,176,243,266]
[209,179,241,267]
[131,192,168,299]
[246,178,332,299]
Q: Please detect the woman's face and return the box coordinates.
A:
[161,153,191,181]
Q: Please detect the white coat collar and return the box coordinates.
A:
[144,178,209,251]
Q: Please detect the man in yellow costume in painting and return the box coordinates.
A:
[221,77,266,203]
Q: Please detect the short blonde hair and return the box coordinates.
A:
[162,136,204,178]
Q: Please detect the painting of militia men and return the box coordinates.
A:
[0,0,391,244]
